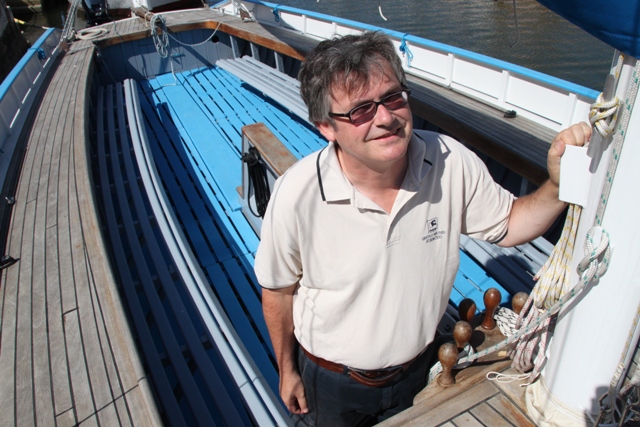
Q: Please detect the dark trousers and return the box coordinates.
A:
[294,345,435,427]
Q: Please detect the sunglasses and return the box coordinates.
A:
[328,89,411,125]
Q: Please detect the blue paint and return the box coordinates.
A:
[0,28,59,104]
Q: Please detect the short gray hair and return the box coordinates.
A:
[299,31,407,124]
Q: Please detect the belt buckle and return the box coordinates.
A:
[348,366,403,387]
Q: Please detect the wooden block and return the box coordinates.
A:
[242,122,298,177]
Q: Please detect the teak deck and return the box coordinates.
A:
[0,7,554,426]
[0,39,161,425]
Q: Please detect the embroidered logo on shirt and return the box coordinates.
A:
[422,217,446,243]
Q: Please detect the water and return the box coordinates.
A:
[13,0,614,90]
[275,0,614,91]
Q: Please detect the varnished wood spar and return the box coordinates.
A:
[96,8,315,61]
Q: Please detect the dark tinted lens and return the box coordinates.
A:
[350,102,377,124]
[383,92,408,110]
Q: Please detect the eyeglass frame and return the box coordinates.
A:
[327,88,412,125]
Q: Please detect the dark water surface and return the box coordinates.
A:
[276,0,614,91]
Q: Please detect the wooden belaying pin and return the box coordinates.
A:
[481,288,501,330]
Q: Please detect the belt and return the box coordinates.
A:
[300,346,419,387]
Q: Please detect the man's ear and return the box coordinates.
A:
[316,121,337,142]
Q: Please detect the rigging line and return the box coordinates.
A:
[510,0,519,48]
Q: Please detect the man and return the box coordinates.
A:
[254,31,590,426]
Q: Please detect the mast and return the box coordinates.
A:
[527,53,640,425]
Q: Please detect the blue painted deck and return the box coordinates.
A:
[136,65,519,409]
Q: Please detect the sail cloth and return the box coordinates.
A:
[537,0,640,58]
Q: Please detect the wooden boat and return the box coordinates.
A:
[1,0,638,425]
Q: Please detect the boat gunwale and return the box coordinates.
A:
[213,0,601,101]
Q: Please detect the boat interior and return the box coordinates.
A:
[0,6,570,426]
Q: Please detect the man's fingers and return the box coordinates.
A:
[297,393,309,414]
[552,122,591,154]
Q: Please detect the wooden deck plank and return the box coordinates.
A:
[64,307,96,422]
[469,402,513,427]
[114,395,133,427]
[487,394,536,427]
[491,367,531,411]
[382,380,501,427]
[66,59,105,426]
[15,202,36,426]
[451,412,485,427]
[55,408,76,427]
[33,43,87,427]
[46,225,74,419]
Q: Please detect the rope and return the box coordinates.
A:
[456,226,611,367]
[242,147,271,218]
[399,35,413,67]
[61,0,82,43]
[76,27,110,40]
[150,14,170,58]
[495,307,519,337]
[590,95,620,137]
[273,5,280,22]
[148,13,221,86]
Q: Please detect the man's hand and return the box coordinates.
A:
[262,284,308,415]
[280,369,308,414]
[547,121,592,187]
[499,121,592,247]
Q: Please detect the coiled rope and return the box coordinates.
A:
[241,147,271,218]
[147,13,221,85]
[76,27,110,40]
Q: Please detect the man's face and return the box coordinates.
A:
[316,63,413,173]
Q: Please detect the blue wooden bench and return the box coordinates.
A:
[95,80,292,426]
[217,56,309,123]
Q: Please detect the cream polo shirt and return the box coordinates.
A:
[255,130,514,370]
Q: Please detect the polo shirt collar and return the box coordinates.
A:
[316,133,433,204]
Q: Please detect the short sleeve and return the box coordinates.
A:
[459,148,514,243]
[254,175,303,289]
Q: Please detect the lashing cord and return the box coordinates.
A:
[242,147,271,218]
